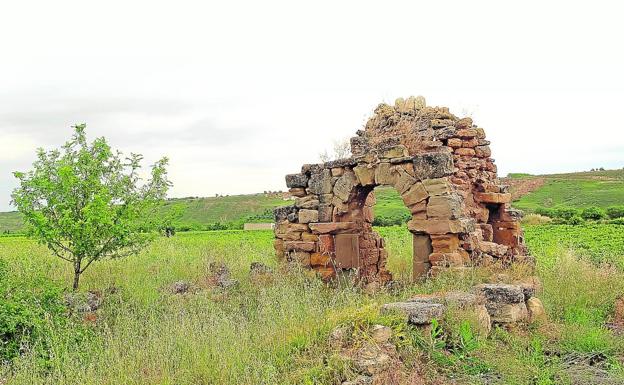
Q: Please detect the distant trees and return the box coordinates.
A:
[12,125,171,290]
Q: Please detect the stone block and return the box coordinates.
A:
[333,170,358,202]
[462,138,479,148]
[474,284,525,304]
[363,205,374,223]
[298,209,319,224]
[317,204,333,222]
[413,152,454,180]
[364,192,376,206]
[429,252,463,267]
[430,234,460,253]
[285,173,308,188]
[284,241,316,252]
[274,239,284,254]
[309,222,357,234]
[301,232,319,242]
[408,200,427,216]
[474,192,511,204]
[334,233,359,268]
[380,145,408,159]
[413,234,432,264]
[288,187,306,197]
[423,178,452,196]
[310,252,331,267]
[318,234,335,254]
[427,195,461,219]
[374,162,397,185]
[394,169,417,194]
[407,219,467,234]
[353,165,375,186]
[527,297,546,322]
[488,302,528,324]
[380,302,446,325]
[456,128,477,138]
[455,148,476,156]
[295,195,319,209]
[401,182,428,207]
[475,145,491,158]
[330,167,344,176]
[308,169,332,195]
[413,261,431,280]
[274,205,297,222]
[288,251,311,266]
[274,221,309,241]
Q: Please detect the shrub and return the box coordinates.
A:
[522,214,553,225]
[606,206,624,219]
[581,206,606,221]
[0,258,67,363]
[555,207,581,221]
[567,215,585,225]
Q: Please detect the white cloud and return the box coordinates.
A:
[0,0,623,211]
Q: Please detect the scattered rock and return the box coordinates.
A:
[249,262,273,276]
[208,262,239,290]
[353,343,392,376]
[475,304,492,335]
[370,325,392,344]
[170,281,191,294]
[329,325,351,349]
[527,297,547,322]
[65,290,103,313]
[474,284,525,304]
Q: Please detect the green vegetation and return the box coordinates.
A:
[11,125,171,290]
[511,169,624,212]
[2,226,624,384]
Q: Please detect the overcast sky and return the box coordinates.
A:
[1,1,623,211]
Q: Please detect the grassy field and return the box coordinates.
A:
[2,225,624,384]
[510,169,624,212]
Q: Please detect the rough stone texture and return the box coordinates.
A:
[380,301,446,325]
[275,96,528,283]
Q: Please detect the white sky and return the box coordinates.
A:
[1,0,623,211]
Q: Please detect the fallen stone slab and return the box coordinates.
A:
[380,301,446,325]
[474,283,525,304]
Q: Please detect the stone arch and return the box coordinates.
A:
[274,96,529,283]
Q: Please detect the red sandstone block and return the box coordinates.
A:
[455,148,476,156]
[474,192,511,204]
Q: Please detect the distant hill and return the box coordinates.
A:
[2,168,622,233]
[506,169,624,212]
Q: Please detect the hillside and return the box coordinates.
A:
[507,169,624,212]
[2,168,622,233]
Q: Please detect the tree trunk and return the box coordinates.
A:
[73,259,82,291]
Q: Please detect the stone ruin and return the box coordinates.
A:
[274,96,530,283]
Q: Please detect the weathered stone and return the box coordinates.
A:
[284,241,316,252]
[488,302,528,323]
[455,147,476,156]
[309,222,356,234]
[301,232,319,242]
[298,209,319,224]
[475,304,492,335]
[413,152,454,179]
[380,302,446,325]
[370,324,392,344]
[289,187,306,197]
[353,165,375,185]
[394,169,417,194]
[331,167,344,176]
[274,205,297,222]
[353,343,391,375]
[285,173,308,188]
[333,170,358,202]
[408,200,427,217]
[527,297,546,322]
[430,234,460,253]
[308,169,332,195]
[295,195,320,209]
[401,182,428,207]
[380,145,408,159]
[475,192,511,204]
[427,195,461,219]
[318,234,335,254]
[317,204,333,222]
[407,219,467,234]
[288,251,311,266]
[374,162,396,185]
[475,145,492,158]
[423,178,452,196]
[310,252,331,267]
[429,252,463,266]
[456,128,477,138]
[475,284,525,304]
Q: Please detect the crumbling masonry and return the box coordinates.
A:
[274,96,529,283]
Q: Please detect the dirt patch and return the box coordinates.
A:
[502,177,546,201]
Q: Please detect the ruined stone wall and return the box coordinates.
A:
[274,96,529,283]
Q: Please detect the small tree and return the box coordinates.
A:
[12,125,171,290]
